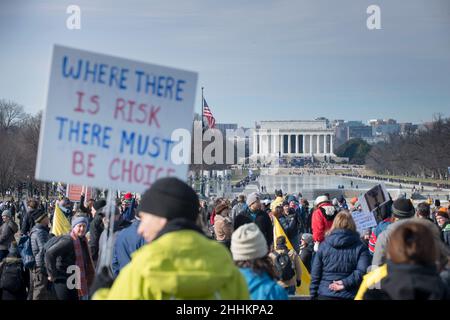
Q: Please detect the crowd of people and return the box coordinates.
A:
[0,178,449,300]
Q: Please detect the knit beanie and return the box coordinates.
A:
[301,233,313,243]
[246,192,259,207]
[124,192,133,200]
[392,198,415,219]
[94,199,107,211]
[32,209,47,223]
[436,209,449,220]
[71,216,89,230]
[138,177,199,221]
[1,210,11,218]
[231,223,268,261]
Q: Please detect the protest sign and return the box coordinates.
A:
[36,45,198,193]
[359,184,390,213]
[351,210,377,234]
[66,184,93,202]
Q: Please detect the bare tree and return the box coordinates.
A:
[0,99,26,132]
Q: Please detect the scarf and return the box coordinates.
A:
[70,230,95,298]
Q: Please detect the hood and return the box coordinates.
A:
[139,229,240,299]
[383,262,448,300]
[239,268,276,293]
[325,229,360,248]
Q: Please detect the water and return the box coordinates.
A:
[258,175,385,194]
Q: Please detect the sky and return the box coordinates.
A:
[1,0,449,128]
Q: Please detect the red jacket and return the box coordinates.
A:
[312,203,335,243]
[210,208,216,226]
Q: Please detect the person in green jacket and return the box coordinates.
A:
[92,177,249,300]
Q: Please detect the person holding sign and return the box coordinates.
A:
[92,178,249,300]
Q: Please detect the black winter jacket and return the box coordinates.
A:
[20,209,38,235]
[234,208,273,247]
[44,235,91,281]
[89,213,105,262]
[364,262,450,300]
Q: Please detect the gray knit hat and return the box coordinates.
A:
[301,233,313,244]
[231,223,268,261]
[1,210,11,218]
[71,216,89,230]
[246,192,260,207]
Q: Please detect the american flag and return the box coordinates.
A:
[203,98,216,129]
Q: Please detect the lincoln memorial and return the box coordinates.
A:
[251,120,335,160]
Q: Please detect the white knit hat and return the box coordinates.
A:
[314,195,329,206]
[231,223,268,261]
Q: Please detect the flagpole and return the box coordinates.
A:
[201,87,204,196]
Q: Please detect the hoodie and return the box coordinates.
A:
[239,268,289,300]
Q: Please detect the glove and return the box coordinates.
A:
[296,280,301,287]
[314,241,320,252]
[90,266,114,295]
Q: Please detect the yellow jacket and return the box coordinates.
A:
[93,230,249,300]
[270,196,285,211]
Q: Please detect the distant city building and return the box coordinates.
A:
[215,123,238,136]
[347,125,373,140]
[372,123,401,136]
[399,122,418,135]
[333,120,373,147]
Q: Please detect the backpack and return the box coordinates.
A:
[17,235,35,269]
[0,261,24,293]
[273,251,295,281]
[320,205,338,221]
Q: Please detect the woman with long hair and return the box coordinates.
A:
[231,223,288,300]
[310,211,371,300]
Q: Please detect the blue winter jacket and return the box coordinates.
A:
[239,268,289,300]
[310,229,371,299]
[111,220,146,277]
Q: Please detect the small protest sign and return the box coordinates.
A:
[359,184,390,213]
[351,210,377,234]
[66,184,93,202]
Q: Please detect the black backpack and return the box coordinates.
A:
[273,251,295,281]
[0,261,24,293]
